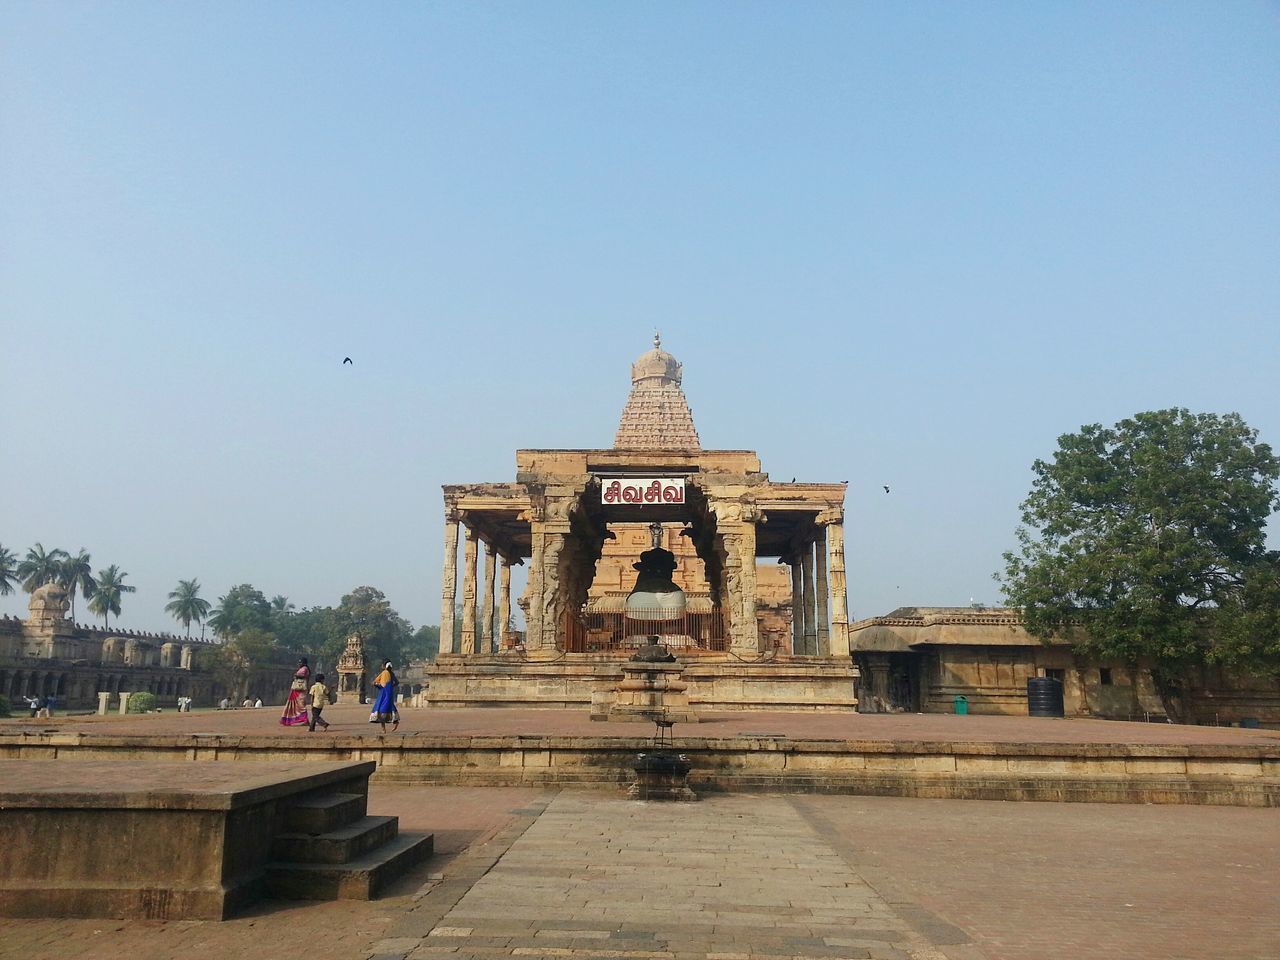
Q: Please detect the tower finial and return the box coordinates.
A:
[654,330,661,349]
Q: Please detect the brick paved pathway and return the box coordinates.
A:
[5,787,1276,960]
[379,793,982,960]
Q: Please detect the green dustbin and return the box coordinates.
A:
[954,695,969,715]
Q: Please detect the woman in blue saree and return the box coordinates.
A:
[369,660,400,732]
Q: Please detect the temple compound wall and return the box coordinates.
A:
[851,607,1280,726]
[0,584,285,709]
[427,337,858,712]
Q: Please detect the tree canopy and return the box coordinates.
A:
[59,549,96,621]
[0,545,17,596]
[166,578,212,638]
[16,543,68,593]
[1000,409,1280,713]
[88,564,137,628]
[209,584,273,638]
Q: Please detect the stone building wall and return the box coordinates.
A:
[0,591,292,710]
[851,608,1280,725]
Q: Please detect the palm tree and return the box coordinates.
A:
[270,595,295,615]
[59,549,96,621]
[166,578,212,638]
[88,565,136,629]
[16,543,69,593]
[0,545,18,596]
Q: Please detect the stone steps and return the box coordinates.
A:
[272,814,400,864]
[266,785,433,902]
[283,791,367,833]
[266,831,434,901]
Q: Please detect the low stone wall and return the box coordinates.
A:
[3,731,1275,807]
[426,655,858,712]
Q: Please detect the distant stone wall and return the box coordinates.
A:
[0,607,293,710]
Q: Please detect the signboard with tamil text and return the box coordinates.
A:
[600,477,685,506]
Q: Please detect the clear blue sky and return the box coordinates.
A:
[3,2,1278,633]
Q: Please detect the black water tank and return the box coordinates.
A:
[1027,676,1065,717]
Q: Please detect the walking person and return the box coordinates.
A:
[368,661,400,733]
[307,673,331,732]
[279,657,310,727]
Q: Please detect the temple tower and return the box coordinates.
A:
[614,333,701,450]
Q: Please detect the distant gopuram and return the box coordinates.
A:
[429,335,857,711]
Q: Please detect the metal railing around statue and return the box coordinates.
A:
[561,607,727,654]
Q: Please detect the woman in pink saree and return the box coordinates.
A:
[279,657,310,727]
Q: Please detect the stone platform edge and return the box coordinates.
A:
[2,732,1277,806]
[0,759,376,811]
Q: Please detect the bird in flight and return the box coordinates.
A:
[883,485,890,494]
[343,357,353,365]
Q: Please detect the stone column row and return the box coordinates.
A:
[440,509,517,657]
[788,514,847,657]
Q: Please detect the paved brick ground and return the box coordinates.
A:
[3,786,1276,960]
[796,794,1280,960]
[5,702,1276,746]
[0,785,547,960]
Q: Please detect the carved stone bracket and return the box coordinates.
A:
[815,507,844,526]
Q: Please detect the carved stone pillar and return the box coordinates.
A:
[481,541,497,655]
[720,529,757,657]
[461,527,479,656]
[800,542,816,654]
[441,512,460,654]
[539,532,565,653]
[789,559,803,656]
[525,523,546,652]
[498,558,512,649]
[821,513,851,656]
[736,518,760,656]
[815,526,830,656]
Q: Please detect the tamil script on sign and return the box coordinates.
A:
[601,478,685,505]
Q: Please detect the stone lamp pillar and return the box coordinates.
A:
[605,636,698,723]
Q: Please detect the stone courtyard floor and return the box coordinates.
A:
[3,783,1277,960]
[5,702,1278,746]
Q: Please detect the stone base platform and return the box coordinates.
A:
[0,760,433,920]
[425,654,859,712]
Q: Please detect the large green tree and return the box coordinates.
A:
[408,624,441,662]
[327,586,414,668]
[206,627,280,702]
[16,543,68,593]
[88,564,137,628]
[1000,409,1280,718]
[166,578,212,638]
[0,545,18,596]
[59,549,96,621]
[209,584,272,638]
